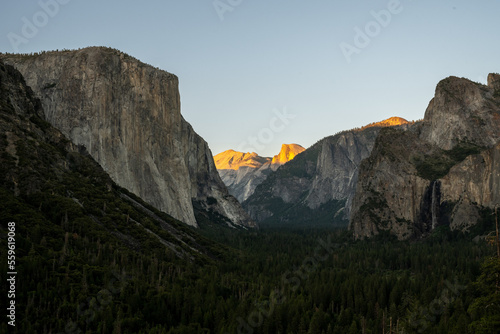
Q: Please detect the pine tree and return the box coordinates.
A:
[468,257,500,333]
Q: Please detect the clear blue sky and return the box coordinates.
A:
[1,0,499,157]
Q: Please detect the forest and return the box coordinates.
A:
[1,199,499,333]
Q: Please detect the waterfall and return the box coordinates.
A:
[431,181,439,230]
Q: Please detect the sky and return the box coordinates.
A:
[1,0,500,157]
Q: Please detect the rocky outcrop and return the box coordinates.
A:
[270,144,305,168]
[488,73,500,91]
[1,47,254,228]
[350,75,500,239]
[420,76,500,150]
[243,118,410,226]
[214,144,305,202]
[349,126,436,239]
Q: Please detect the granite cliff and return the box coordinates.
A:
[0,59,212,259]
[1,47,254,228]
[270,143,305,167]
[214,144,305,202]
[350,74,500,239]
[243,118,409,226]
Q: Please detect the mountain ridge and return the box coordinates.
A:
[360,116,410,130]
[243,117,412,226]
[214,143,305,202]
[214,143,306,171]
[214,150,271,170]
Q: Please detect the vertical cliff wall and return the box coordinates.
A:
[350,74,500,239]
[1,47,254,228]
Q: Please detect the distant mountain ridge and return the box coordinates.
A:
[242,117,411,227]
[361,116,410,129]
[214,151,270,170]
[215,144,305,171]
[214,144,305,202]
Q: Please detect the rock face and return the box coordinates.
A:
[420,76,500,150]
[243,118,409,226]
[1,47,255,228]
[214,144,305,202]
[439,143,500,230]
[350,75,500,239]
[270,144,305,168]
[0,59,215,259]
